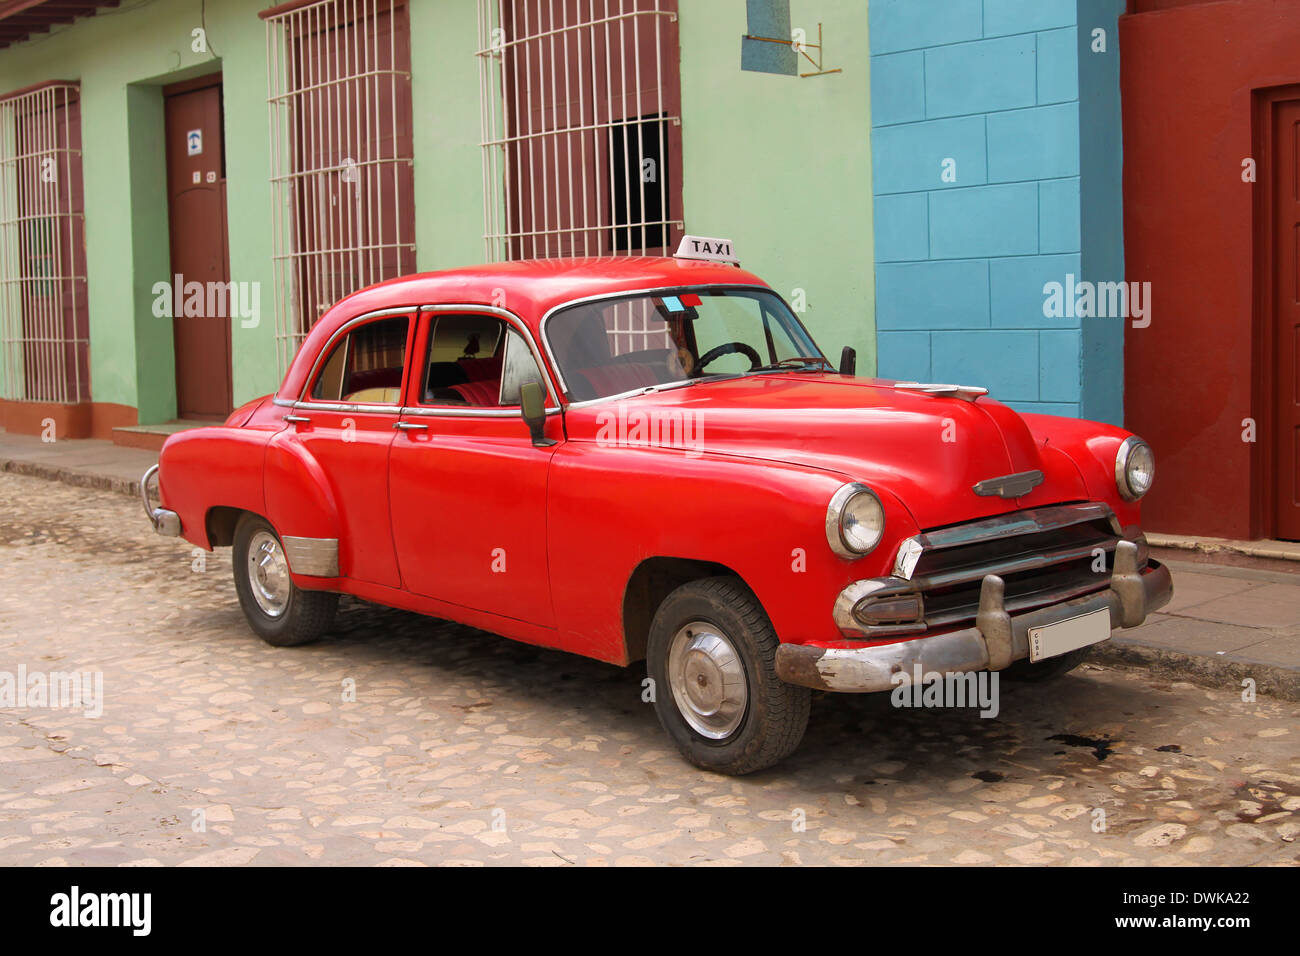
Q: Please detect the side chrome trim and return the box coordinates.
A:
[399,404,563,419]
[289,401,402,415]
[281,535,340,577]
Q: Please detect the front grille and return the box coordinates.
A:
[898,504,1142,631]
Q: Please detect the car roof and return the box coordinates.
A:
[278,257,771,399]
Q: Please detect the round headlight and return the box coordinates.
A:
[1116,437,1155,501]
[826,483,886,558]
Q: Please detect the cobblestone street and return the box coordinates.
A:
[1,473,1298,866]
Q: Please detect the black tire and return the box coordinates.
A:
[232,513,337,647]
[1002,646,1092,682]
[646,576,810,775]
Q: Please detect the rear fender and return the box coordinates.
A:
[158,428,270,550]
[263,430,342,544]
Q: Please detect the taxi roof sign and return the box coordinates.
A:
[674,235,739,265]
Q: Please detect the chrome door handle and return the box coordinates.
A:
[283,414,310,424]
[393,421,428,431]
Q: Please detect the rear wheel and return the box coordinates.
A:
[647,576,809,775]
[1002,646,1092,682]
[232,514,337,647]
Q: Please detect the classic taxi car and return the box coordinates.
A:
[142,237,1171,775]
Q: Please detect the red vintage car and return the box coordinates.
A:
[142,239,1171,774]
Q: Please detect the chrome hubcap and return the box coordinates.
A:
[247,530,290,618]
[667,621,747,740]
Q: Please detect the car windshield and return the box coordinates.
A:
[545,287,826,402]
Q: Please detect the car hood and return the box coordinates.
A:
[562,373,1091,530]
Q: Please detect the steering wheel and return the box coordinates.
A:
[695,341,762,372]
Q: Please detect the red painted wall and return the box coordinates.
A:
[1120,0,1300,538]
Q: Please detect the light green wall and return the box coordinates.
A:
[678,0,875,370]
[0,0,277,420]
[411,0,486,271]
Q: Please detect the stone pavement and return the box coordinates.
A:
[1,431,1298,698]
[2,472,1298,866]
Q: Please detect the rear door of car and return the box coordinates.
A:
[388,306,564,626]
[280,308,415,587]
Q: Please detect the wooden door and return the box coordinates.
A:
[164,78,232,420]
[1273,98,1300,540]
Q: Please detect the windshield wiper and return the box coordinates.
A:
[750,356,834,373]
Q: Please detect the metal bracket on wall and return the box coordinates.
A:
[742,22,841,78]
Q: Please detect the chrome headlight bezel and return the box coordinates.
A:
[1115,436,1155,501]
[825,482,886,558]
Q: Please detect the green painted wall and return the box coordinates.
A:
[678,0,875,370]
[410,1,486,272]
[0,0,277,420]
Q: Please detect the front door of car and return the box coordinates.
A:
[279,311,414,588]
[388,309,563,626]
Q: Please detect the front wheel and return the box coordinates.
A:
[232,514,338,647]
[647,577,810,775]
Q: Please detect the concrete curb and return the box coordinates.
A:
[1092,638,1300,702]
[1,458,142,499]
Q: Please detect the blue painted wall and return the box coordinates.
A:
[868,0,1124,422]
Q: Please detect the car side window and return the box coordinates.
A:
[423,314,509,407]
[310,315,410,404]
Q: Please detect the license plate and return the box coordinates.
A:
[1028,608,1111,662]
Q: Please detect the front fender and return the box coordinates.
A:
[547,443,920,661]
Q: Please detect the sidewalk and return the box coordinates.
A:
[0,431,157,497]
[2,431,1298,699]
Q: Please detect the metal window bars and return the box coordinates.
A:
[476,0,684,266]
[0,81,89,405]
[263,0,416,375]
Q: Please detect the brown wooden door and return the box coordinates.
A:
[165,79,232,419]
[1273,99,1300,540]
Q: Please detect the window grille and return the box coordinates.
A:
[476,0,684,263]
[0,81,88,404]
[263,0,416,374]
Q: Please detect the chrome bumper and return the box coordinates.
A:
[775,541,1172,693]
[140,464,181,537]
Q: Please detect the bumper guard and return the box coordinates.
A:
[140,464,181,537]
[775,541,1172,693]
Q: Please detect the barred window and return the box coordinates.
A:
[476,0,684,262]
[0,81,89,405]
[263,0,416,374]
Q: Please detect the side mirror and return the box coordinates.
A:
[839,346,856,377]
[520,381,556,447]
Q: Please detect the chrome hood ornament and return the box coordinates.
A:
[893,382,989,402]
